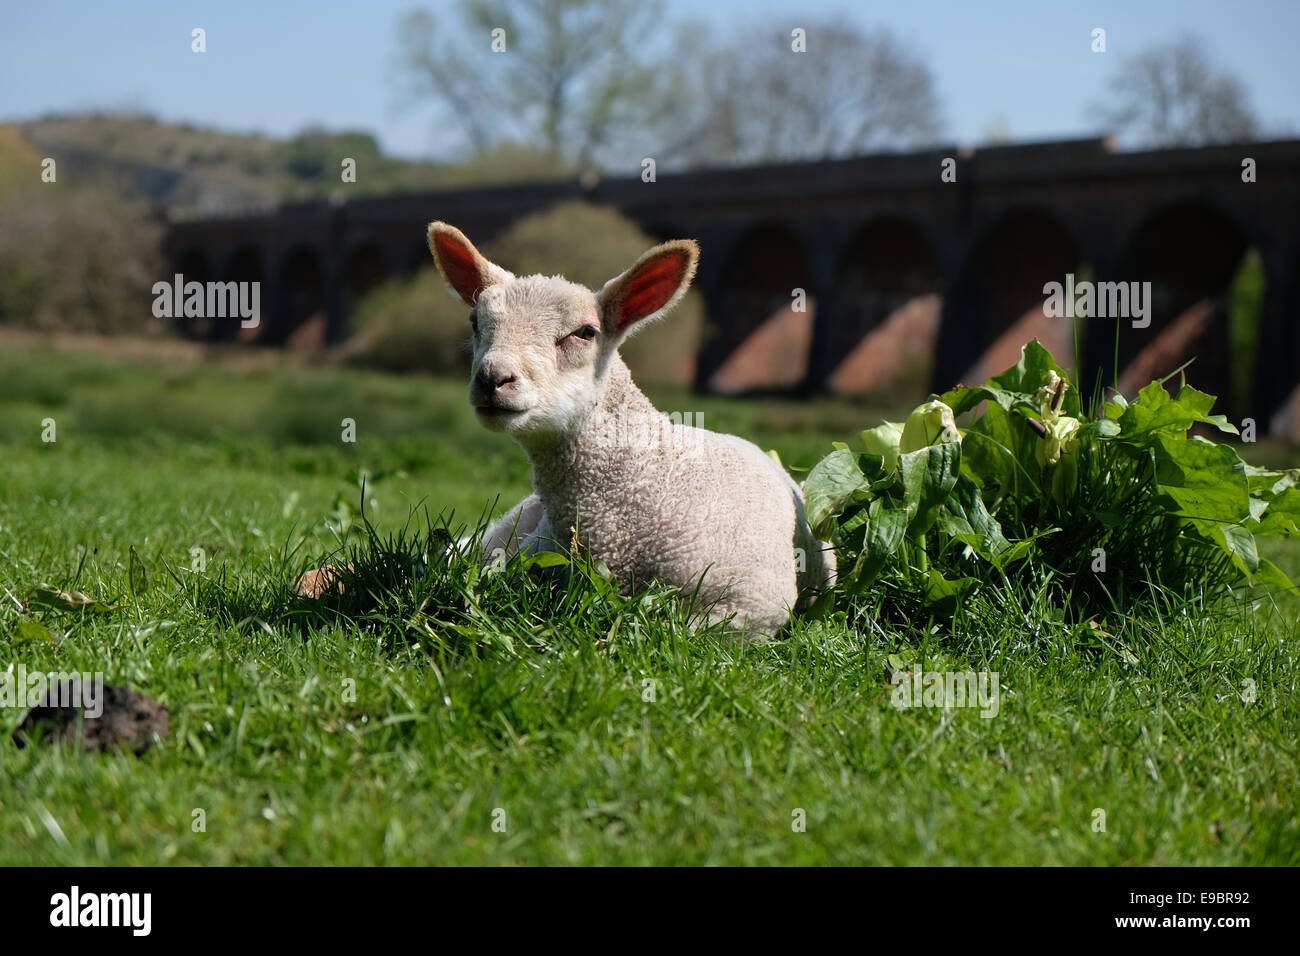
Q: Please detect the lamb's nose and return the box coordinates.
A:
[477,369,517,393]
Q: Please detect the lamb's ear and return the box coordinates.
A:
[597,239,699,337]
[427,221,513,305]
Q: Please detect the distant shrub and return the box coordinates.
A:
[0,183,161,334]
[0,124,44,197]
[342,267,473,375]
[486,202,704,385]
[345,202,703,384]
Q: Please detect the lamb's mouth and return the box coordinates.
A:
[474,404,530,421]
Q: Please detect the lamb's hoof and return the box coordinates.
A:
[295,564,351,598]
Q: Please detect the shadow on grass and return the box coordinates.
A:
[184,496,699,659]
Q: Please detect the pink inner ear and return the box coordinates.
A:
[617,253,688,328]
[433,232,487,303]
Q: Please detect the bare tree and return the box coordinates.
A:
[1089,35,1259,147]
[654,20,943,167]
[394,0,672,165]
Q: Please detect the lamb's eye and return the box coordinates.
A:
[572,326,598,341]
[469,311,479,334]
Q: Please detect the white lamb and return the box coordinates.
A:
[431,220,837,639]
[301,223,835,639]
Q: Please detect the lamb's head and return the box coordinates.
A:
[427,222,698,440]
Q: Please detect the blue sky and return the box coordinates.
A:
[1,0,1295,158]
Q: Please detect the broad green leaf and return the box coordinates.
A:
[855,453,887,483]
[1245,465,1298,499]
[1080,418,1120,440]
[937,341,1073,419]
[1242,468,1294,520]
[977,340,1080,417]
[968,405,1049,505]
[921,569,979,615]
[803,448,866,538]
[936,512,975,538]
[1152,435,1250,526]
[836,502,871,542]
[850,499,907,590]
[1117,380,1239,439]
[961,401,1017,491]
[1172,385,1226,423]
[1253,558,1298,595]
[939,384,994,418]
[949,473,1007,548]
[1211,522,1259,576]
[1251,487,1300,538]
[995,539,1038,567]
[865,500,907,562]
[900,442,961,535]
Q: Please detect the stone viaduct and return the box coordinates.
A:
[163,137,1300,427]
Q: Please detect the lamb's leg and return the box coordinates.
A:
[476,494,547,564]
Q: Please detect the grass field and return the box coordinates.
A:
[1,338,1297,865]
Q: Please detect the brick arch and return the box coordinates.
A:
[173,247,212,279]
[1263,241,1300,436]
[270,245,326,347]
[1085,199,1251,415]
[932,207,1084,391]
[216,245,264,343]
[404,240,432,275]
[171,249,215,340]
[343,241,389,317]
[703,222,816,394]
[827,216,943,395]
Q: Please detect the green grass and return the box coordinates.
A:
[0,340,1297,864]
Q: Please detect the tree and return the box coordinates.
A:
[1089,35,1259,147]
[653,20,943,167]
[393,0,673,166]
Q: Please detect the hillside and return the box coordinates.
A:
[12,113,451,217]
[0,124,46,198]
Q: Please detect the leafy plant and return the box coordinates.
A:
[803,340,1299,620]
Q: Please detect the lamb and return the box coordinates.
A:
[439,220,842,635]
[302,222,836,639]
